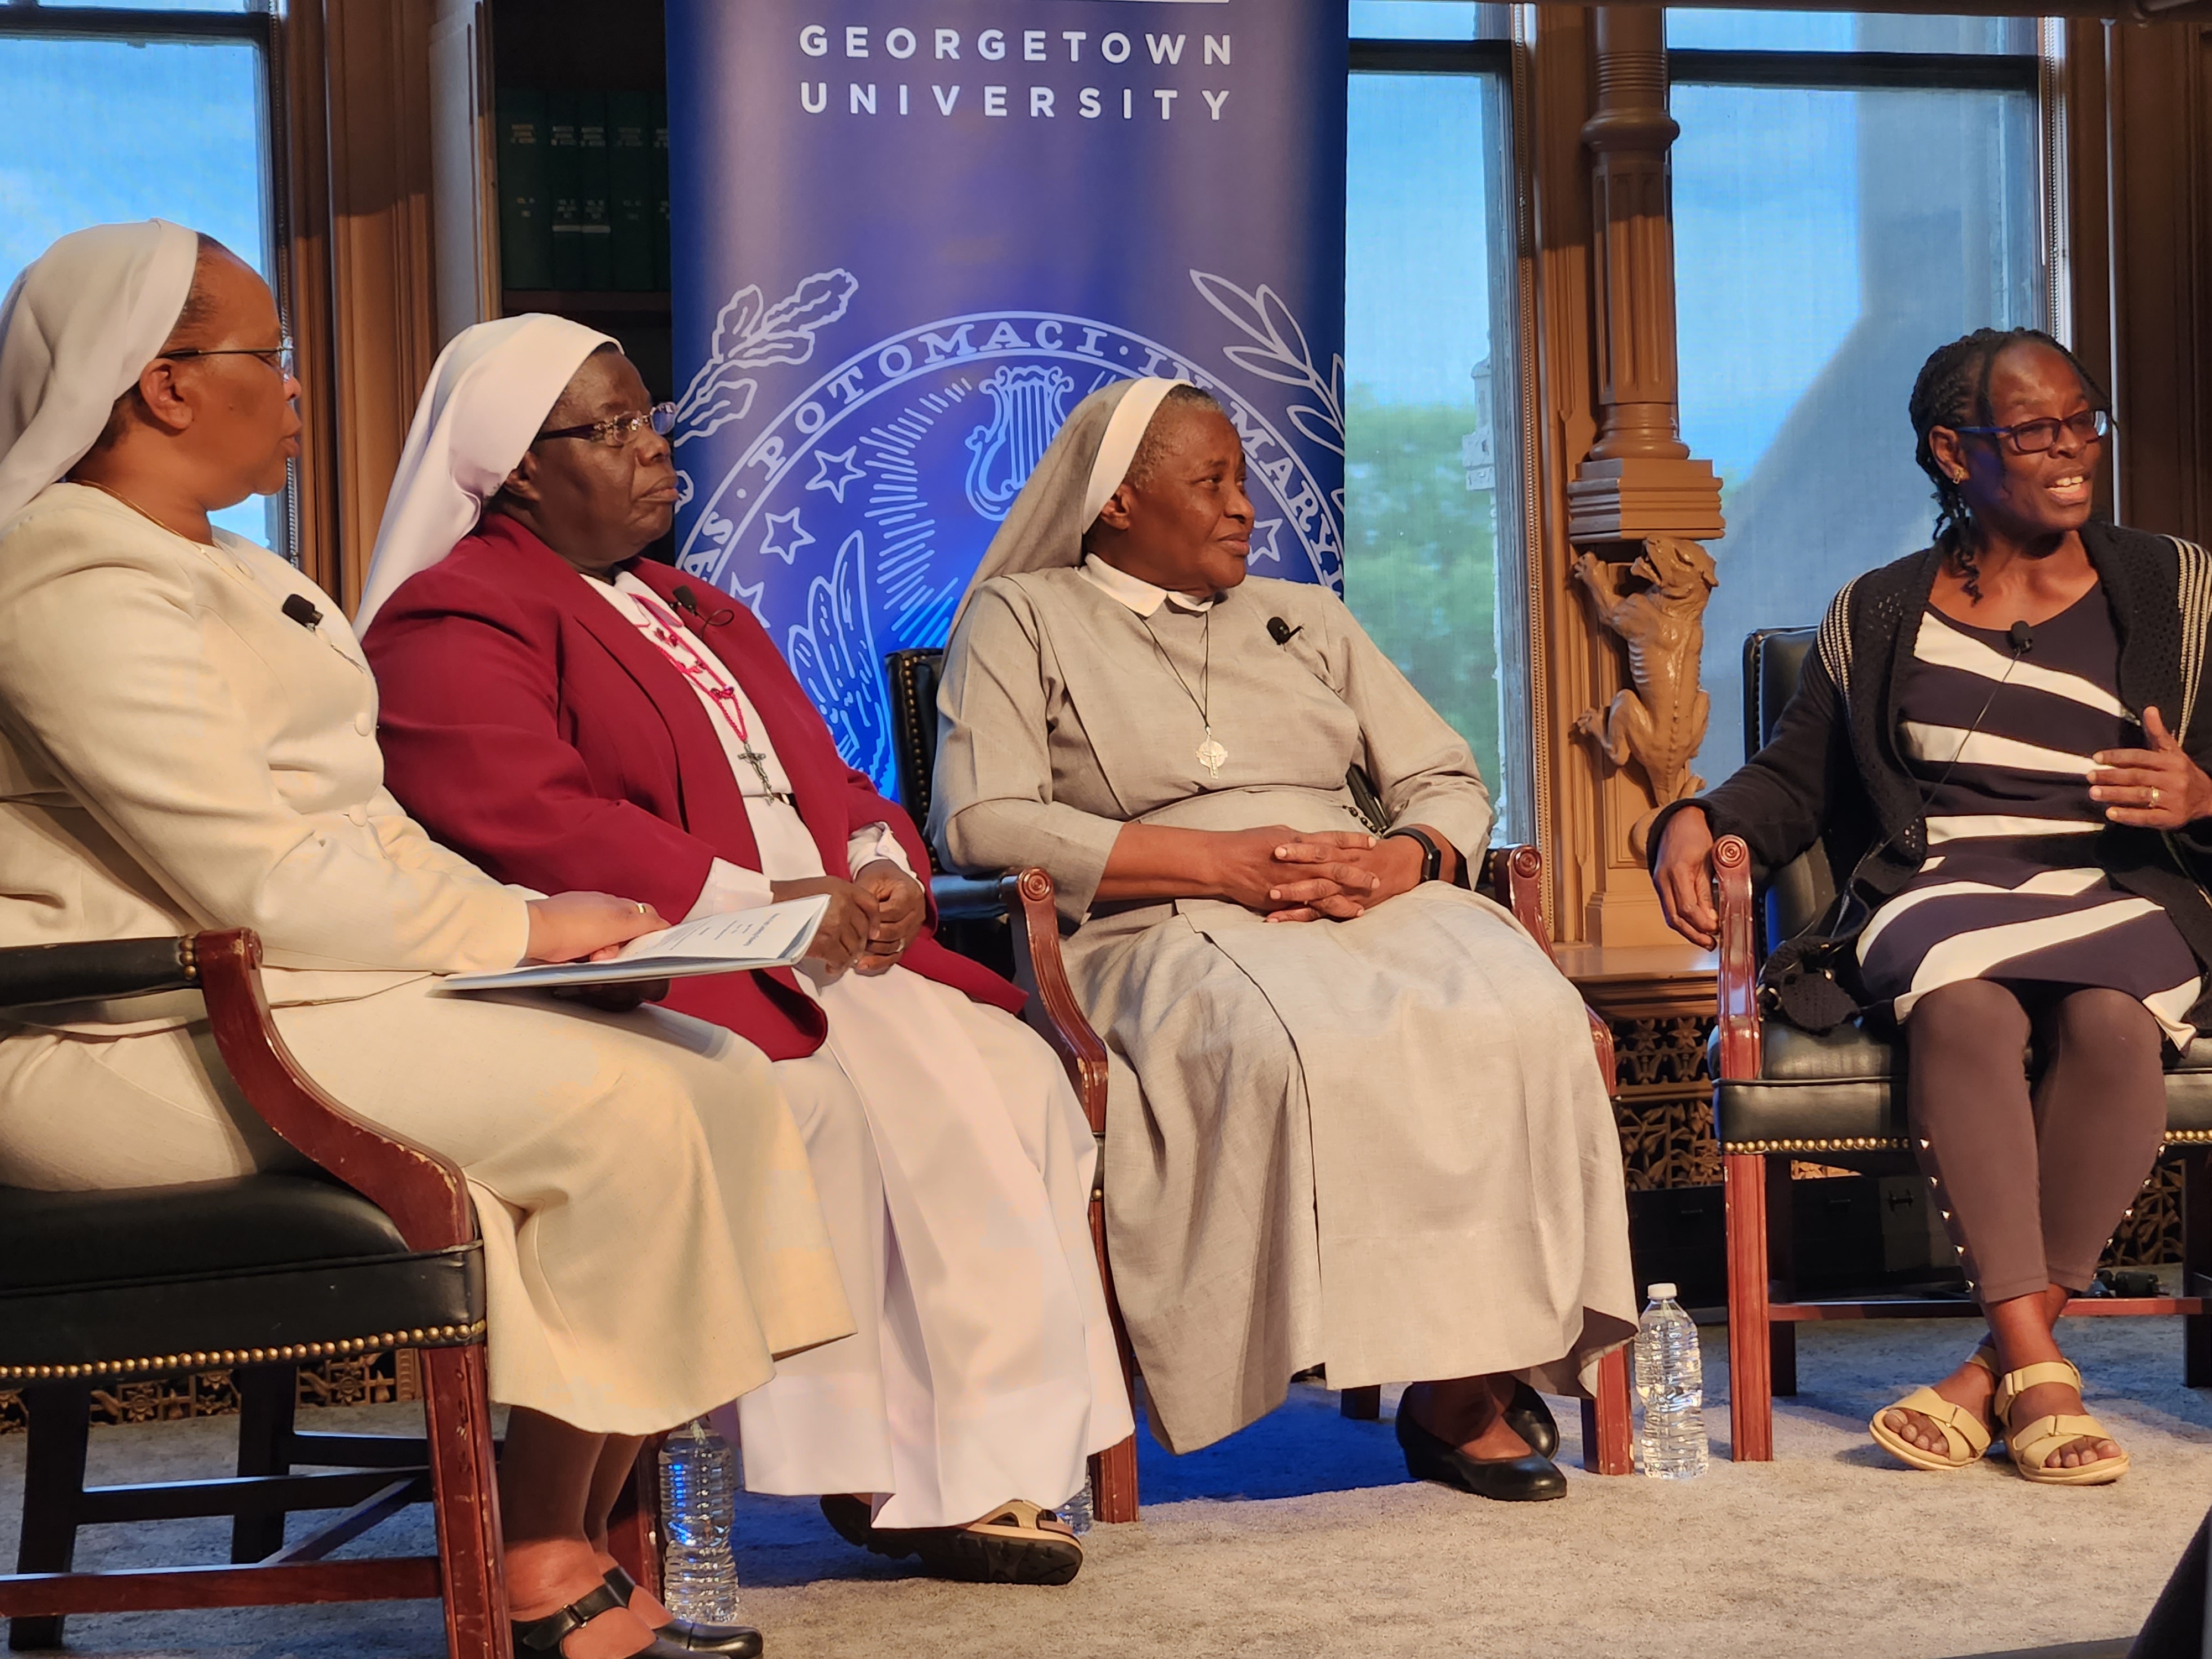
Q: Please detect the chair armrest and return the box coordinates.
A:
[998,870,1111,1136]
[1484,844,1618,1094]
[1712,834,1762,1082]
[0,936,198,1006]
[194,929,477,1253]
[929,873,1009,921]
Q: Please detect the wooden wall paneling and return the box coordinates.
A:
[1525,4,1603,944]
[320,0,444,616]
[2061,17,2116,530]
[429,0,499,346]
[2100,18,2212,539]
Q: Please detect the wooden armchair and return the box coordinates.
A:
[885,649,1635,1481]
[1710,627,2212,1461]
[0,931,508,1656]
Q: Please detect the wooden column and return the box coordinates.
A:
[1558,7,1724,946]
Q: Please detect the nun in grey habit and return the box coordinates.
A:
[929,378,1635,1485]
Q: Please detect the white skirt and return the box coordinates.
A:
[732,965,1133,1529]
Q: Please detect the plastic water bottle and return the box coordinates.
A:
[1632,1282,1709,1479]
[659,1418,741,1621]
[1060,1468,1094,1536]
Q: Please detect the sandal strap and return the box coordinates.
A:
[1881,1386,1991,1461]
[2008,1411,2122,1470]
[1964,1344,2000,1380]
[514,1581,628,1653]
[602,1566,641,1604]
[968,1498,1076,1542]
[1995,1359,2081,1422]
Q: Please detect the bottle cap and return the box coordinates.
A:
[1647,1282,1677,1301]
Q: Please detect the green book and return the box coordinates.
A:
[576,89,613,291]
[651,91,671,293]
[495,88,551,291]
[546,90,584,291]
[608,90,655,293]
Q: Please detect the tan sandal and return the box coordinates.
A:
[1869,1345,1999,1471]
[1995,1360,2130,1486]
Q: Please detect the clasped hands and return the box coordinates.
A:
[773,859,926,978]
[1220,826,1430,923]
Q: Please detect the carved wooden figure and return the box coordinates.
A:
[1571,536,1717,854]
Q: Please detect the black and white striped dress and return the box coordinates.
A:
[1856,588,2203,1045]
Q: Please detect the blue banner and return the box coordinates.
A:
[666,0,1348,792]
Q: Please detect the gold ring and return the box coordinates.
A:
[636,901,649,915]
[2152,787,2162,806]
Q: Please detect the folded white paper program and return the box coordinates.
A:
[436,894,830,992]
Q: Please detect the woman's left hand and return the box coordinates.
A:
[852,858,927,973]
[1263,832,1432,923]
[2091,706,2212,828]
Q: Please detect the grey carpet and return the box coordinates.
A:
[3,1314,2206,1658]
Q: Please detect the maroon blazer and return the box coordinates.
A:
[361,513,1021,1061]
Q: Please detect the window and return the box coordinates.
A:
[1345,3,1530,839]
[1670,10,2048,781]
[0,2,286,553]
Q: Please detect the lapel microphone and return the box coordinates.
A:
[670,585,736,628]
[1266,616,1302,646]
[281,593,323,631]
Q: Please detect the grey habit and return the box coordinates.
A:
[928,383,1635,1454]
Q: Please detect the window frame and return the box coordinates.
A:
[0,2,307,569]
[1345,29,1540,846]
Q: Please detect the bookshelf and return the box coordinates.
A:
[488,0,673,401]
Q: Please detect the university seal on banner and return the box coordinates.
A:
[674,286,1345,791]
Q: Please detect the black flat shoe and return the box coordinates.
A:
[512,1579,696,1658]
[818,1493,876,1550]
[1504,1380,1560,1460]
[604,1567,763,1658]
[1396,1400,1567,1502]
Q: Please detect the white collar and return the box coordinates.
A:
[1079,554,1216,617]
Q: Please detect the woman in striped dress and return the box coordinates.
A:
[1648,327,2212,1486]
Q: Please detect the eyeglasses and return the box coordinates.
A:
[1950,409,2112,455]
[536,403,679,449]
[162,340,296,379]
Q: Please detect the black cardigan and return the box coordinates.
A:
[1650,520,2212,1032]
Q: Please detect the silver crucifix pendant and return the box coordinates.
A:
[1196,732,1228,780]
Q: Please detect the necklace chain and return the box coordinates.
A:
[75,478,213,546]
[1139,608,1229,780]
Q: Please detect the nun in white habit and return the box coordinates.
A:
[356,318,1131,1580]
[932,379,1637,1498]
[0,223,850,1655]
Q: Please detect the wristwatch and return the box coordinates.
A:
[1384,825,1444,885]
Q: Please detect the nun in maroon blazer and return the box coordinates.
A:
[358,326,1130,1587]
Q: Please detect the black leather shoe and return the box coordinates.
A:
[1504,1380,1559,1460]
[1396,1400,1567,1502]
[818,1493,876,1551]
[603,1567,764,1658]
[513,1579,697,1658]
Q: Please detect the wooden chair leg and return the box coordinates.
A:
[1724,1151,1775,1461]
[1089,1192,1140,1523]
[1579,1344,1635,1474]
[605,1436,664,1599]
[418,1345,511,1659]
[9,1384,91,1652]
[1339,1385,1381,1421]
[230,1363,299,1563]
[2184,1147,2211,1389]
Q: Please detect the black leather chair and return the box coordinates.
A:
[885,648,1640,1477]
[0,930,508,1656]
[1711,627,2212,1460]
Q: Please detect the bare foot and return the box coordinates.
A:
[1879,1349,1996,1459]
[1403,1376,1534,1461]
[592,1545,674,1627]
[2006,1378,2123,1470]
[508,1537,658,1659]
